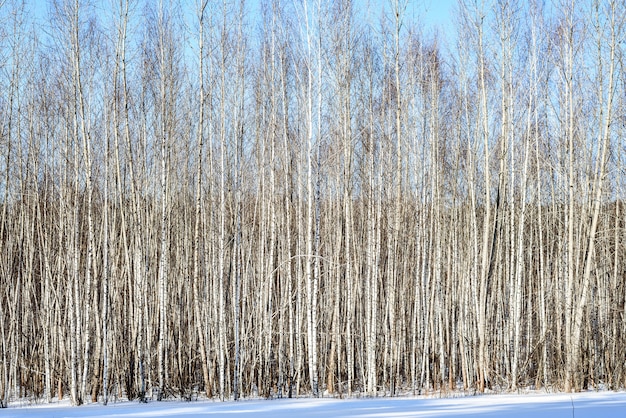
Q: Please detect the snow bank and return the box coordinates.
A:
[4,391,626,417]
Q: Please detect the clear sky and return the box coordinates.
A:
[25,0,458,46]
[413,0,456,31]
[26,1,457,23]
[408,0,457,42]
[353,0,457,44]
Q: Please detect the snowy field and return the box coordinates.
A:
[4,391,626,417]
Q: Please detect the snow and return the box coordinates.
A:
[4,391,626,417]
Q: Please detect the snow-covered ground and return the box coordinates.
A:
[4,391,626,417]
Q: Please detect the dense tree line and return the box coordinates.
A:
[0,0,625,406]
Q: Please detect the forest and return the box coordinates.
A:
[0,0,625,407]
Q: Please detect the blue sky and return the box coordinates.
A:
[27,1,456,27]
[25,0,458,46]
[412,0,456,32]
[408,0,457,44]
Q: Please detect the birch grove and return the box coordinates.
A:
[1,0,626,406]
